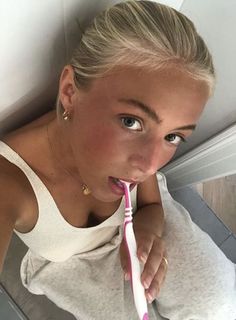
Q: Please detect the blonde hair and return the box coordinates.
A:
[58,0,215,114]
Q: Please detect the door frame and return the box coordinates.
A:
[161,123,236,190]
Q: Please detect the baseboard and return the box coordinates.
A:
[161,123,236,190]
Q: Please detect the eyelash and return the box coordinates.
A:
[165,133,186,146]
[119,115,186,146]
[120,116,143,131]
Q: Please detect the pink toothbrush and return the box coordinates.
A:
[120,180,149,320]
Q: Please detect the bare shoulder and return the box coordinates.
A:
[0,110,56,272]
[0,110,57,228]
[0,155,29,216]
[137,173,161,208]
[0,156,30,273]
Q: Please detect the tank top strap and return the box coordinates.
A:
[0,140,57,213]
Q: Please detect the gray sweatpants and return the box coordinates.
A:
[156,174,236,320]
[20,174,236,320]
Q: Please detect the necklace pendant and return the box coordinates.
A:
[82,184,91,195]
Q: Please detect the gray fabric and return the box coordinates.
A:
[0,140,235,319]
[19,174,236,320]
[1,235,75,320]
[0,141,136,262]
[156,175,236,320]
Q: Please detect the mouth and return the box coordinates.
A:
[108,176,138,195]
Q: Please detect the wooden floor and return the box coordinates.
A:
[194,174,236,234]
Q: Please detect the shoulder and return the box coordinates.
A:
[0,151,41,232]
[0,156,29,217]
[0,112,56,229]
[0,156,32,273]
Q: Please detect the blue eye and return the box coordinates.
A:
[165,133,186,146]
[121,117,142,131]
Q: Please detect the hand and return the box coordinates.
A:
[119,206,168,303]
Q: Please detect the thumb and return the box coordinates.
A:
[119,238,130,281]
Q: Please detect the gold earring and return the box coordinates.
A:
[82,184,91,195]
[62,110,70,120]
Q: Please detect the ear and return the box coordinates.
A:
[58,65,78,113]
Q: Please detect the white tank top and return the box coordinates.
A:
[0,141,137,262]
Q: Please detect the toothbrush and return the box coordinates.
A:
[120,179,149,320]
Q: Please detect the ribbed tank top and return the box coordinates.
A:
[0,141,137,262]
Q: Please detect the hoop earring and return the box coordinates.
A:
[62,110,70,121]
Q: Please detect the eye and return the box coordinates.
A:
[120,116,142,131]
[165,133,186,146]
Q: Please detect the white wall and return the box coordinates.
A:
[0,0,120,133]
[0,0,235,156]
[0,0,64,132]
[153,0,184,10]
[175,0,236,158]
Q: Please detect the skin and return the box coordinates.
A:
[57,65,209,202]
[0,63,209,305]
[56,64,209,301]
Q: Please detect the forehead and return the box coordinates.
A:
[80,66,209,117]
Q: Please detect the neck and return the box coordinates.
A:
[46,118,79,179]
[46,116,92,196]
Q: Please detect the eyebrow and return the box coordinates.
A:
[118,98,196,131]
[174,124,196,131]
[118,98,162,124]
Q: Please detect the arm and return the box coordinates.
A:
[0,172,22,274]
[0,207,16,274]
[134,173,164,240]
[120,174,167,303]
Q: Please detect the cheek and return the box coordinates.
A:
[82,123,121,161]
[165,149,177,164]
[157,146,177,169]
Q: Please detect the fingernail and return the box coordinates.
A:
[149,288,157,300]
[143,277,151,289]
[147,287,157,304]
[124,272,130,281]
[140,254,147,264]
[147,293,153,304]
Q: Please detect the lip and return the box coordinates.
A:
[108,176,138,195]
[119,178,139,183]
[118,178,141,190]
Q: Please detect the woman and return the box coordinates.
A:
[0,1,235,319]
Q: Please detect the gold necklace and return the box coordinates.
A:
[46,124,91,195]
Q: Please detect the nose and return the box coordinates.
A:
[129,138,162,176]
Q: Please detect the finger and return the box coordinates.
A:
[159,272,167,290]
[145,278,160,303]
[136,234,154,264]
[119,239,130,279]
[146,256,168,303]
[158,254,168,289]
[140,239,165,289]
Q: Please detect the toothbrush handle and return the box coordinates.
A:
[124,214,149,320]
